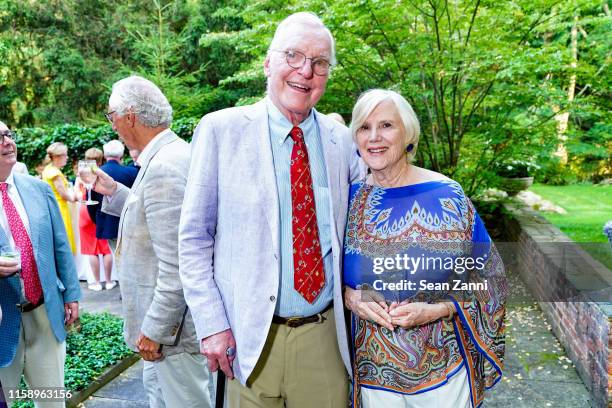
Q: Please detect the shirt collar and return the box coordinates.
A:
[136,128,172,166]
[3,171,15,187]
[266,97,316,144]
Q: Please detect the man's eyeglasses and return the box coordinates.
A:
[0,130,15,145]
[271,49,331,76]
[105,111,116,123]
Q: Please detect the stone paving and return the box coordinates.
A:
[78,281,123,316]
[486,267,592,407]
[76,266,594,407]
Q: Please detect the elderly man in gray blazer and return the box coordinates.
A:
[179,12,361,408]
[93,75,213,408]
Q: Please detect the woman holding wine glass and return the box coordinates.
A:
[76,148,112,291]
[42,142,77,253]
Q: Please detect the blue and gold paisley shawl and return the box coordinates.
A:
[343,180,506,407]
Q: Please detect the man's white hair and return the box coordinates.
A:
[268,12,336,65]
[109,75,172,128]
[103,139,125,158]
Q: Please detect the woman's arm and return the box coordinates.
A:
[52,176,76,202]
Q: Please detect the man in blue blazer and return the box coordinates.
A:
[0,121,81,407]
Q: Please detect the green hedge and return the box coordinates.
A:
[13,117,199,176]
[13,312,134,408]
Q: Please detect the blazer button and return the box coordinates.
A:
[270,296,276,302]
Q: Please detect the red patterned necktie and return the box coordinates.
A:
[289,126,325,303]
[1,183,42,304]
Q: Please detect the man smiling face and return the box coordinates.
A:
[0,121,17,176]
[264,24,332,125]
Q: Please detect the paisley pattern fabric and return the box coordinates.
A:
[343,180,506,407]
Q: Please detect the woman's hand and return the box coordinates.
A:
[388,301,451,329]
[344,287,394,330]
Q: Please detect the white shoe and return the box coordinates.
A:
[105,281,118,290]
[88,282,103,291]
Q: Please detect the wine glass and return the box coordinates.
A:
[0,245,21,276]
[78,160,99,205]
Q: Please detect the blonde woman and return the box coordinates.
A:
[42,142,77,253]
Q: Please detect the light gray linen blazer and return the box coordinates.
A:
[179,99,362,384]
[103,130,198,356]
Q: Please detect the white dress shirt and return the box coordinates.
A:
[0,171,31,248]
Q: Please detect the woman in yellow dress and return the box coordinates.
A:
[42,142,77,253]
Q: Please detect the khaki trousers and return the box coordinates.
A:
[228,307,349,408]
[0,306,66,408]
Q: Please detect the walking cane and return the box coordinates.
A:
[215,345,235,407]
[0,381,8,408]
[215,371,226,407]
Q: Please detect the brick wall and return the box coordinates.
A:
[502,204,611,408]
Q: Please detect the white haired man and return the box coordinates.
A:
[93,76,213,408]
[179,12,361,407]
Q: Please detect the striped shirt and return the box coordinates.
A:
[266,98,333,317]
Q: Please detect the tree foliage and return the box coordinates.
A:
[1,0,609,190]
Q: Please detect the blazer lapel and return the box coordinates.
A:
[130,131,178,194]
[0,196,9,248]
[243,101,280,256]
[13,175,40,255]
[117,131,178,245]
[315,110,342,246]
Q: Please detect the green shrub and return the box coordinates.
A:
[13,117,199,177]
[12,313,134,408]
[492,160,540,178]
[534,157,578,186]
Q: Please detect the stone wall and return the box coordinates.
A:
[501,204,611,408]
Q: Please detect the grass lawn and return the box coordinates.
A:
[528,183,611,269]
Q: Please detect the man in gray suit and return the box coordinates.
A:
[93,76,213,408]
[179,12,361,407]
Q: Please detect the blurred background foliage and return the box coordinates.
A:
[0,0,609,192]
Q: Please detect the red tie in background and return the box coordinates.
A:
[0,183,42,304]
[289,126,325,303]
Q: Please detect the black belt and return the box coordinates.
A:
[16,299,44,313]
[272,303,333,328]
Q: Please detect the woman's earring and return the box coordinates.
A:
[406,144,414,153]
[356,150,361,158]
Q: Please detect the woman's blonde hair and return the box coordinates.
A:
[44,142,68,165]
[85,147,104,166]
[350,89,420,161]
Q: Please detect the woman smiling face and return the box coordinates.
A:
[355,99,409,178]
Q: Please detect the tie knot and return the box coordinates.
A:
[289,127,304,143]
[0,183,7,193]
